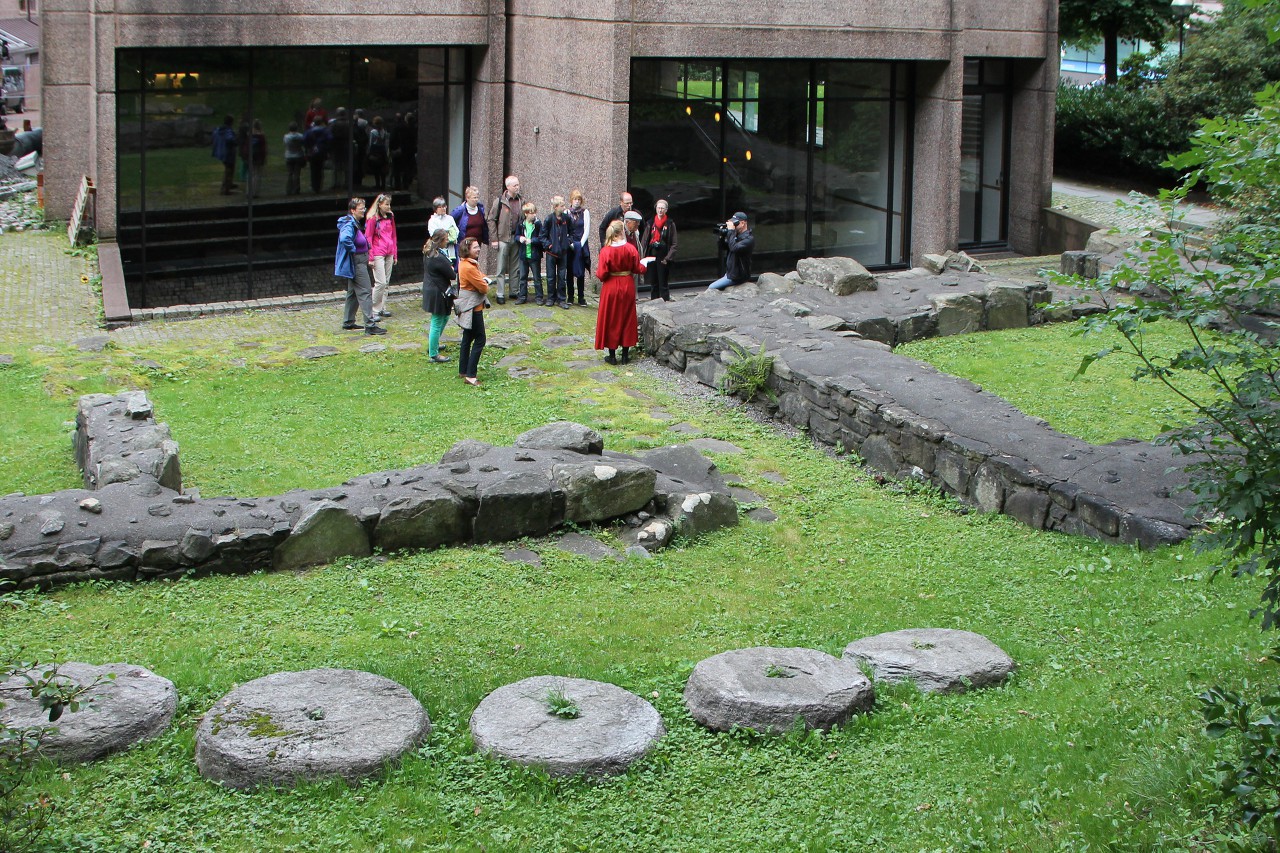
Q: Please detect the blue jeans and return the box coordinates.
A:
[708,275,742,291]
[518,252,543,301]
[545,253,568,304]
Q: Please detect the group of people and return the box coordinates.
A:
[214,97,419,198]
[334,172,755,385]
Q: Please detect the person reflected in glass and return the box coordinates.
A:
[365,193,398,321]
[303,118,331,194]
[282,122,305,196]
[211,115,237,196]
[422,229,456,363]
[642,199,677,301]
[304,97,328,130]
[455,237,489,386]
[247,119,267,199]
[366,115,389,192]
[594,220,653,365]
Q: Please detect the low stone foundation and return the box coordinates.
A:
[0,409,739,590]
[640,269,1197,548]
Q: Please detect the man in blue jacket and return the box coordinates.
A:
[210,115,237,196]
[335,197,386,335]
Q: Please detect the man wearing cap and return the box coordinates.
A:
[708,211,754,291]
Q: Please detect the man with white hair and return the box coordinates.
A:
[488,175,523,304]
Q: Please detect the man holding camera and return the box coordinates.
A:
[707,211,754,291]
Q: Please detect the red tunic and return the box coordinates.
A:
[594,240,644,350]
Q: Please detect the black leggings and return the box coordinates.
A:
[459,310,486,378]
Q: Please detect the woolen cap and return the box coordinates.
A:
[623,211,644,221]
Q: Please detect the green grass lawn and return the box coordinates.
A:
[0,310,1264,851]
[899,320,1220,444]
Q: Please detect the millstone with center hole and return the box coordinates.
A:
[842,628,1016,693]
[195,668,430,789]
[469,675,665,777]
[683,646,874,733]
[0,662,177,762]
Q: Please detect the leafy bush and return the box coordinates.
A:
[1054,27,1280,838]
[1160,0,1280,123]
[1054,82,1191,184]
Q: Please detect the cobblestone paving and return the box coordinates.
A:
[0,229,99,347]
[1048,191,1165,233]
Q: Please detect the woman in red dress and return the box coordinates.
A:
[594,220,649,364]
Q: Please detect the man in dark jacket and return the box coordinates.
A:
[708,211,754,290]
[598,191,635,246]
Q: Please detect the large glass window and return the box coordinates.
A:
[629,59,912,283]
[117,47,470,308]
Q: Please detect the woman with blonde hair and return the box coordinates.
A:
[364,192,398,320]
[421,228,456,363]
[594,219,651,365]
[454,236,490,385]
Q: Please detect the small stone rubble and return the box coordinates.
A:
[0,402,741,589]
[639,265,1197,548]
[0,663,176,762]
[469,676,665,777]
[195,669,431,789]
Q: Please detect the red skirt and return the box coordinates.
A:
[594,275,638,349]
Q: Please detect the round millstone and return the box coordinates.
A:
[842,628,1016,694]
[0,662,177,763]
[683,646,874,733]
[195,668,430,789]
[470,675,665,777]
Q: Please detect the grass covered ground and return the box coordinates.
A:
[0,306,1264,851]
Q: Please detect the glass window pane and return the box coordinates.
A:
[814,98,892,267]
[261,48,349,88]
[822,62,891,99]
[143,48,250,90]
[117,50,143,92]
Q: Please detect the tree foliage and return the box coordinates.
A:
[1054,5,1280,840]
[1059,0,1177,83]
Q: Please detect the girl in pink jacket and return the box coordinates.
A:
[365,193,398,320]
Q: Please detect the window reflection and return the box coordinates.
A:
[117,47,469,308]
[628,59,911,282]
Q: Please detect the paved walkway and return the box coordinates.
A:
[1051,176,1222,232]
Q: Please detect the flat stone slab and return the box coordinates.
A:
[687,438,743,455]
[470,676,664,777]
[554,531,621,562]
[195,668,430,789]
[298,346,339,360]
[842,628,1015,693]
[684,647,874,733]
[503,547,542,565]
[0,662,176,762]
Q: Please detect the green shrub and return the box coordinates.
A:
[1054,82,1191,184]
[1161,0,1280,123]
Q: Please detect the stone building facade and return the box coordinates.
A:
[42,1,1057,308]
